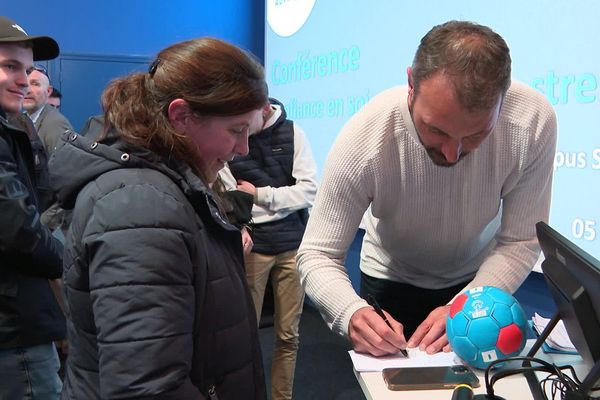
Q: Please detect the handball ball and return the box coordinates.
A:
[446,286,527,370]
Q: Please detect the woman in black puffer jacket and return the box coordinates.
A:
[50,37,268,400]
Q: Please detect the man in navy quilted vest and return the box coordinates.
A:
[221,97,318,400]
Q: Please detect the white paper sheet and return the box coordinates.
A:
[349,347,461,372]
[532,313,576,351]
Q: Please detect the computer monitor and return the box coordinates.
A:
[533,221,600,393]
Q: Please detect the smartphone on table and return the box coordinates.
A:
[382,365,480,391]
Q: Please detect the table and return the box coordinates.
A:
[354,340,588,399]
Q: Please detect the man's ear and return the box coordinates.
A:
[406,67,415,107]
[167,98,191,133]
[47,85,53,97]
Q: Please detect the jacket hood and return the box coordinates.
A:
[49,130,208,210]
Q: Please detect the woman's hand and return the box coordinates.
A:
[241,226,253,256]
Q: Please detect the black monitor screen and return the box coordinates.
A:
[536,221,600,380]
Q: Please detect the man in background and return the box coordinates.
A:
[297,20,557,357]
[48,86,61,108]
[23,64,73,156]
[23,65,74,234]
[0,16,65,399]
[221,98,318,400]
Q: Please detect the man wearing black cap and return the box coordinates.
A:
[0,16,65,399]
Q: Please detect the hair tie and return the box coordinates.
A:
[148,58,161,77]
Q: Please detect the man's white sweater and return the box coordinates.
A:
[297,82,557,337]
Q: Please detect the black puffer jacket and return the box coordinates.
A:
[0,110,65,349]
[50,130,266,400]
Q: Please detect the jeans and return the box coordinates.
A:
[245,249,304,400]
[0,343,62,400]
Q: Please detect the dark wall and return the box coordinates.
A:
[4,2,264,58]
[4,1,265,130]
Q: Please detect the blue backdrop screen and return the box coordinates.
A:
[265,0,600,259]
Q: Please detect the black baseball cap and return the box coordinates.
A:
[0,16,59,61]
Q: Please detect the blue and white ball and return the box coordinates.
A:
[446,286,528,369]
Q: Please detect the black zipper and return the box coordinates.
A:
[208,385,219,400]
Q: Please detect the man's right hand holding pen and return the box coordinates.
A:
[348,295,409,357]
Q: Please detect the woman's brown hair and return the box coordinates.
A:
[101,37,268,177]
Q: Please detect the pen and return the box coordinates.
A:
[366,294,409,357]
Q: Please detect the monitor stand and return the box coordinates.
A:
[523,312,600,399]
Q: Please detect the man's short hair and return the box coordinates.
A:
[411,20,511,111]
[50,87,62,99]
